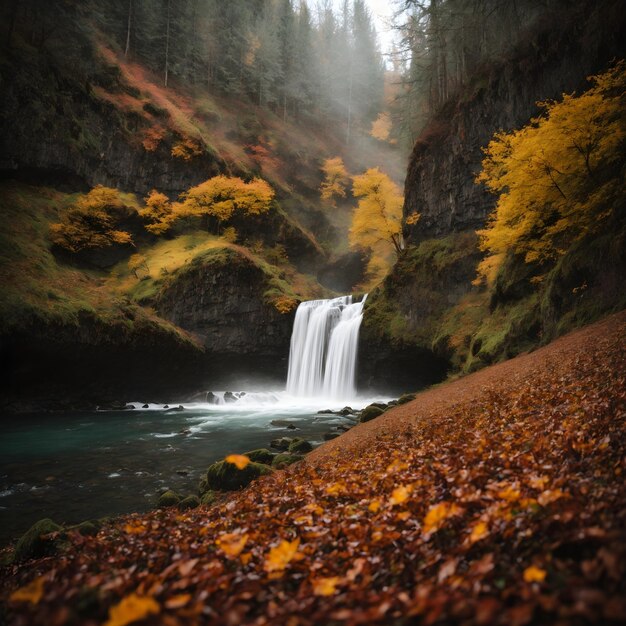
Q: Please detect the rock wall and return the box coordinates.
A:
[156,248,295,381]
[404,0,626,241]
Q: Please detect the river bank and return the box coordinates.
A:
[2,310,624,625]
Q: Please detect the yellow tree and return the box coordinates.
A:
[49,185,134,253]
[349,168,410,282]
[176,175,274,234]
[141,190,174,235]
[476,61,626,284]
[370,112,392,142]
[320,157,350,206]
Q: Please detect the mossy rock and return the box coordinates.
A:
[178,495,200,510]
[397,393,416,405]
[272,454,303,469]
[243,448,275,464]
[270,437,293,451]
[203,460,274,492]
[158,490,181,508]
[359,405,385,423]
[76,521,100,536]
[200,491,218,506]
[288,438,313,454]
[13,518,63,562]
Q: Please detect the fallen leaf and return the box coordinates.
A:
[225,454,250,470]
[368,499,381,513]
[9,576,46,604]
[523,565,547,583]
[313,576,341,596]
[264,539,300,573]
[389,485,412,506]
[164,594,192,609]
[105,593,160,626]
[469,521,489,544]
[216,533,248,558]
[423,502,462,534]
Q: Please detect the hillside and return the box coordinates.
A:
[2,310,624,625]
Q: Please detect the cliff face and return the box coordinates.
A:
[156,248,295,381]
[404,0,626,241]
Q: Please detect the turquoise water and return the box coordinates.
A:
[0,396,375,544]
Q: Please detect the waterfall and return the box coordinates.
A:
[286,295,367,400]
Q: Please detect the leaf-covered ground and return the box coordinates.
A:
[2,312,625,626]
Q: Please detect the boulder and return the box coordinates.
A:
[397,393,416,405]
[359,405,385,423]
[288,438,313,454]
[223,391,237,403]
[75,521,100,537]
[272,454,303,469]
[207,392,219,404]
[203,460,273,492]
[200,491,218,506]
[323,432,340,441]
[270,437,293,451]
[13,518,63,562]
[178,495,200,510]
[243,448,275,465]
[158,490,181,508]
[271,420,298,429]
[339,407,354,416]
[317,409,334,414]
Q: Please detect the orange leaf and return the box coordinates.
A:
[216,533,248,558]
[389,485,412,506]
[325,482,345,496]
[164,594,192,609]
[105,594,160,626]
[225,454,250,470]
[264,539,300,573]
[368,499,382,513]
[9,576,46,604]
[523,565,547,583]
[469,521,489,544]
[313,577,341,596]
[124,523,147,534]
[422,502,462,534]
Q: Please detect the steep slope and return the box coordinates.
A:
[362,0,626,385]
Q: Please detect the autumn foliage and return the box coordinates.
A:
[3,312,624,625]
[177,175,274,234]
[349,167,407,284]
[476,62,626,284]
[140,190,173,235]
[49,186,135,253]
[320,157,350,207]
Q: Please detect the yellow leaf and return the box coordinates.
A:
[313,577,341,596]
[264,539,300,573]
[124,523,147,534]
[422,502,462,534]
[497,486,521,502]
[368,499,382,513]
[523,565,547,583]
[304,503,324,515]
[216,532,248,558]
[240,552,252,566]
[9,576,45,604]
[389,485,412,506]
[325,482,345,496]
[469,521,489,544]
[105,594,160,626]
[396,511,411,521]
[225,454,250,470]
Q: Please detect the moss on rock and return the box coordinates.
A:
[158,490,181,508]
[13,518,63,562]
[397,393,416,405]
[203,460,274,492]
[288,438,313,454]
[243,448,275,464]
[178,495,200,510]
[359,405,385,423]
[200,491,218,506]
[272,454,303,469]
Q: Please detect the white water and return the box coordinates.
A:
[286,295,367,401]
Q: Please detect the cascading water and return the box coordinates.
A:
[286,295,367,400]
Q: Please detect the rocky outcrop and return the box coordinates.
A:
[156,247,295,380]
[404,0,626,242]
[0,309,205,411]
